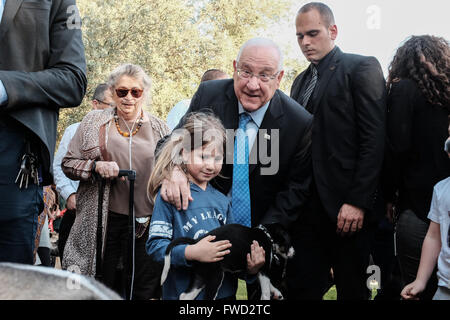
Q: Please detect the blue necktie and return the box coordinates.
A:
[232,112,252,227]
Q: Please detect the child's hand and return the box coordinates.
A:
[247,241,265,275]
[185,235,232,263]
[401,279,426,300]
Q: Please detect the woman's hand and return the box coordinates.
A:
[185,235,232,263]
[95,161,120,179]
[247,241,265,275]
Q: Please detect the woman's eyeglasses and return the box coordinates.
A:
[115,88,143,98]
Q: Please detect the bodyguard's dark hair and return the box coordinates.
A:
[298,2,335,27]
[387,35,450,110]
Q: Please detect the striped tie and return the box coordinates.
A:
[302,65,318,109]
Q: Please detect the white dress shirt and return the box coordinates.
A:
[53,122,80,201]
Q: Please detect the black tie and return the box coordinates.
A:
[302,65,318,111]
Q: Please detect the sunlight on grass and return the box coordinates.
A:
[237,281,377,300]
[237,280,247,300]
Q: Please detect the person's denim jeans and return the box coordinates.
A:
[432,286,450,300]
[0,119,43,264]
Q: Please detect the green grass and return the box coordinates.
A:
[237,281,377,300]
[237,280,247,300]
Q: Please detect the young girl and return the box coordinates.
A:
[146,112,236,300]
[401,125,450,300]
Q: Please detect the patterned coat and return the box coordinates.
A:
[61,108,169,276]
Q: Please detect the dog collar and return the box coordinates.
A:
[256,224,274,269]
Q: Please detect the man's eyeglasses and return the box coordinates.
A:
[236,69,280,83]
[115,88,144,98]
[94,99,114,107]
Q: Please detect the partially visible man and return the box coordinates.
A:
[0,0,87,264]
[288,2,386,300]
[53,83,113,262]
[166,69,229,131]
[160,38,313,299]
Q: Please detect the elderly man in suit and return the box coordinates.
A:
[287,2,386,300]
[0,0,87,264]
[160,37,313,299]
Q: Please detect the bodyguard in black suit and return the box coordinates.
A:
[160,38,313,298]
[0,0,87,263]
[287,3,386,299]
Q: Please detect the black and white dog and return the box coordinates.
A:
[161,223,294,300]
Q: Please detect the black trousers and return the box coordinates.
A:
[58,209,76,263]
[396,209,438,300]
[102,211,162,300]
[286,185,373,300]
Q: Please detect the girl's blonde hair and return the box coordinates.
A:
[147,111,226,205]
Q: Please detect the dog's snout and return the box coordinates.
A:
[287,247,295,258]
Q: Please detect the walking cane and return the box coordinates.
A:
[95,169,136,301]
[95,178,106,282]
[118,169,137,301]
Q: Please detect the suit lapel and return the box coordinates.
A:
[223,83,239,173]
[0,0,23,41]
[309,47,342,113]
[224,82,239,130]
[248,91,282,176]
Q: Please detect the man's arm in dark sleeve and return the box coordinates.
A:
[260,115,313,229]
[0,0,87,112]
[345,57,387,213]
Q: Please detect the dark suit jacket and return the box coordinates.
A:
[180,79,313,229]
[0,0,87,185]
[291,47,386,223]
[382,78,450,222]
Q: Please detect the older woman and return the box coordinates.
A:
[61,64,169,300]
[383,35,450,300]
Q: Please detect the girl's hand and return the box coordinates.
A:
[247,241,265,275]
[185,235,232,263]
[401,279,426,300]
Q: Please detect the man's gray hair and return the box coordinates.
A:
[91,83,109,101]
[236,38,284,72]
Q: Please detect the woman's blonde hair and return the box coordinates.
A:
[147,111,226,205]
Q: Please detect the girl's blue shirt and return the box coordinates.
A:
[146,182,235,300]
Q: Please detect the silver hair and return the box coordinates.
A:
[106,63,152,106]
[236,38,284,71]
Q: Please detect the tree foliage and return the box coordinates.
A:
[58,0,305,142]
